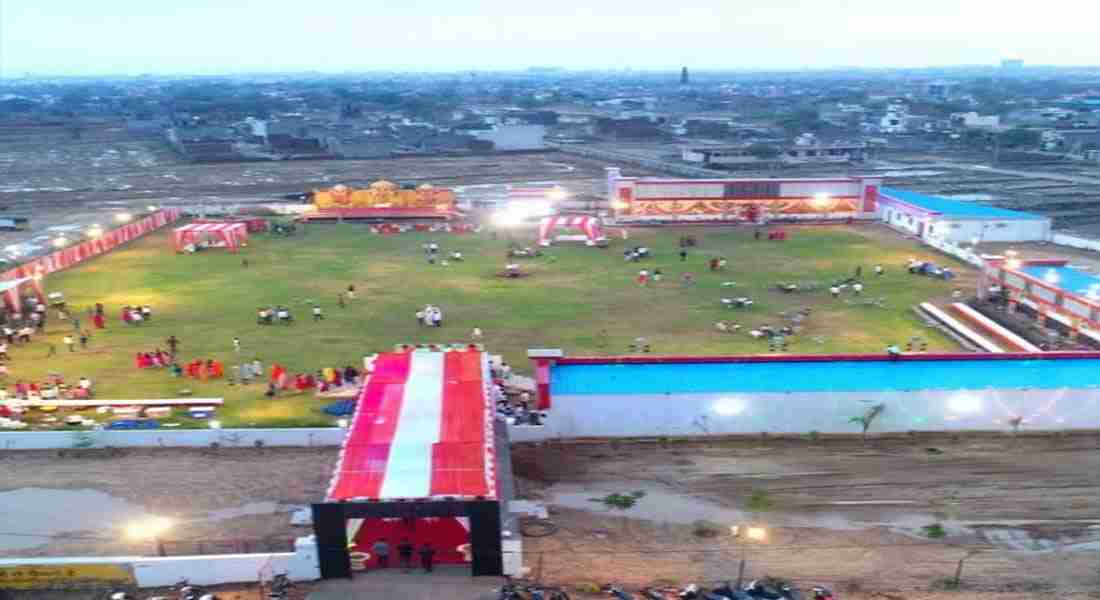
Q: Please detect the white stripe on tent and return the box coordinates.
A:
[378,351,445,499]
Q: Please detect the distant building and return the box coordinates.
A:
[680,67,689,85]
[879,111,907,134]
[681,141,867,167]
[954,112,1002,130]
[471,125,546,151]
[1001,58,1025,70]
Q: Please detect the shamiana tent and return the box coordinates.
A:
[326,348,497,565]
[172,222,249,253]
[0,277,44,313]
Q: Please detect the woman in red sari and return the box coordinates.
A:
[92,312,105,329]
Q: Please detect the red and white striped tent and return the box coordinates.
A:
[326,348,497,565]
[537,215,605,246]
[0,277,44,313]
[172,222,248,253]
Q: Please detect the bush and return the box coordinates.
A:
[746,489,772,512]
[589,490,646,510]
[692,520,722,538]
[922,523,946,538]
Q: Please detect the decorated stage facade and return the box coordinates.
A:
[517,350,1100,441]
[305,181,459,221]
[606,167,881,223]
[313,347,504,578]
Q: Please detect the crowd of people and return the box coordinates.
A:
[257,306,294,325]
[0,374,94,404]
[121,304,153,325]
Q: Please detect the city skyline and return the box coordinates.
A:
[3,0,1099,76]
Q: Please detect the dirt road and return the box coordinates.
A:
[512,434,1100,594]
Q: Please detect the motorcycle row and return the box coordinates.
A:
[500,579,835,600]
[109,574,292,600]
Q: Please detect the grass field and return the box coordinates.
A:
[19,223,969,427]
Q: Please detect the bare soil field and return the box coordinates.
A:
[512,434,1100,594]
[0,447,338,558]
[0,122,631,210]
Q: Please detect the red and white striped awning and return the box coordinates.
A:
[173,221,248,252]
[326,349,497,502]
[174,222,248,234]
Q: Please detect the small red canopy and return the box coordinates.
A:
[173,222,248,253]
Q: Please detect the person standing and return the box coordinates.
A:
[79,330,89,349]
[397,539,415,572]
[418,543,436,573]
[63,335,75,352]
[312,305,324,321]
[166,335,179,355]
[679,249,687,262]
[0,341,8,361]
[371,538,391,570]
[232,337,241,354]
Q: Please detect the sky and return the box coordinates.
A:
[3,0,1100,76]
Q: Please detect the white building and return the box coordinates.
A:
[472,125,546,151]
[879,111,907,133]
[955,112,1002,130]
[877,187,1050,243]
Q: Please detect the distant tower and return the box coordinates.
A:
[680,66,690,85]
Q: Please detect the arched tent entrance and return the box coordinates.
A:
[0,277,45,314]
[537,216,605,247]
[172,222,249,253]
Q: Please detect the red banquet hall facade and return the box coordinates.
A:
[606,167,882,223]
[312,347,505,578]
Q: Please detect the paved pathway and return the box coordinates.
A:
[306,567,503,600]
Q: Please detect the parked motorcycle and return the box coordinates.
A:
[744,579,801,600]
[606,586,636,600]
[267,572,292,599]
[175,579,219,600]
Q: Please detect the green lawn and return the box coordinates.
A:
[20,223,968,427]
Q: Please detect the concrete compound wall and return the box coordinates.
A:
[0,537,320,588]
[0,427,345,450]
[1052,232,1100,252]
[509,387,1095,441]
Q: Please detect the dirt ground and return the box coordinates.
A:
[512,434,1100,595]
[0,447,338,557]
[0,122,632,210]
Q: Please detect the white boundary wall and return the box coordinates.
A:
[510,387,1095,441]
[0,427,345,450]
[0,536,320,587]
[1052,232,1100,252]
